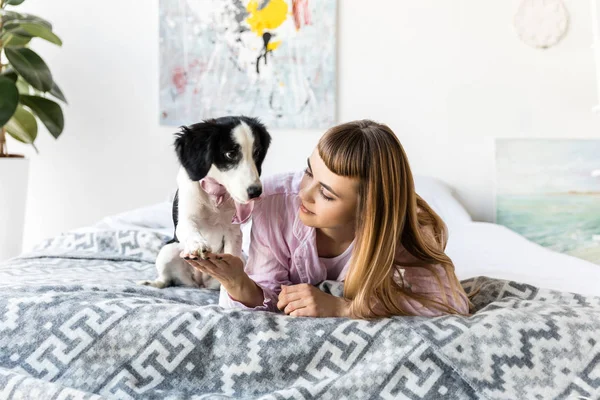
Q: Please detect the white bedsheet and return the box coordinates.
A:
[447,222,600,297]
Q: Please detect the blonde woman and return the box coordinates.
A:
[184,120,471,319]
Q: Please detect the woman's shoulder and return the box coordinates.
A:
[416,206,447,248]
[262,171,303,197]
[252,171,303,218]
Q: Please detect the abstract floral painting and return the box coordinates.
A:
[159,0,337,129]
[496,139,600,265]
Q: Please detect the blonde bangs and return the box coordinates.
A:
[317,124,369,179]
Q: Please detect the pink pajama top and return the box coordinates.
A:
[218,171,469,317]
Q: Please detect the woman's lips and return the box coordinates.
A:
[300,203,315,215]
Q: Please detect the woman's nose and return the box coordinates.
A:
[299,183,316,203]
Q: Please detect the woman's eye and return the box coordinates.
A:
[225,151,235,160]
[320,188,333,201]
[304,168,313,177]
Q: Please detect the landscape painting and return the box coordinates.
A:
[496,139,600,265]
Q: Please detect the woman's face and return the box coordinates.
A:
[298,149,359,229]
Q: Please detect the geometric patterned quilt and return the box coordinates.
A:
[0,229,598,399]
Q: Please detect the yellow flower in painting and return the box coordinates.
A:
[267,40,282,51]
[246,0,288,37]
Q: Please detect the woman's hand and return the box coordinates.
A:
[182,252,245,289]
[277,283,352,318]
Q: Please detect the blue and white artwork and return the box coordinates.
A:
[159,0,337,129]
[496,139,600,265]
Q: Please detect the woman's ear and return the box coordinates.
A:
[174,122,217,181]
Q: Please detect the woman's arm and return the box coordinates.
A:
[221,272,266,308]
[218,212,293,312]
[276,284,354,317]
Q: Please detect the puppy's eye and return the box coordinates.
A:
[225,151,236,160]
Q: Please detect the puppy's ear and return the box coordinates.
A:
[174,122,217,181]
[243,117,272,176]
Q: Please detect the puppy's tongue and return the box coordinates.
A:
[232,201,254,224]
[236,195,261,205]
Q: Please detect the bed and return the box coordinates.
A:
[0,176,598,399]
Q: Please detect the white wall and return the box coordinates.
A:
[10,0,600,251]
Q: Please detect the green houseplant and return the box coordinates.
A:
[0,0,66,260]
[0,0,66,157]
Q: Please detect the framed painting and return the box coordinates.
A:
[159,0,337,129]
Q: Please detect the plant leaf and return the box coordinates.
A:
[4,47,53,92]
[15,76,31,94]
[0,11,52,30]
[19,95,64,138]
[0,32,32,47]
[0,76,19,126]
[5,105,37,144]
[49,81,67,103]
[0,69,18,83]
[5,22,62,46]
[6,0,27,5]
[2,24,33,38]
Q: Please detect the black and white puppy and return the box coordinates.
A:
[138,116,271,289]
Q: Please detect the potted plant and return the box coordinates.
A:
[0,0,66,260]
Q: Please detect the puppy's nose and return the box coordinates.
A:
[247,185,262,199]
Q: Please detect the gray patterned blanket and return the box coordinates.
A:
[0,229,598,400]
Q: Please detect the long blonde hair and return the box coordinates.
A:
[318,120,471,319]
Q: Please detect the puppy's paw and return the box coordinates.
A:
[197,243,213,259]
[182,237,212,259]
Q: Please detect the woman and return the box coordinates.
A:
[184,120,471,319]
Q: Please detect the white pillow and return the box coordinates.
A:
[94,201,174,237]
[413,175,472,231]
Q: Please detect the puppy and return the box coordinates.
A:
[138,116,271,289]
